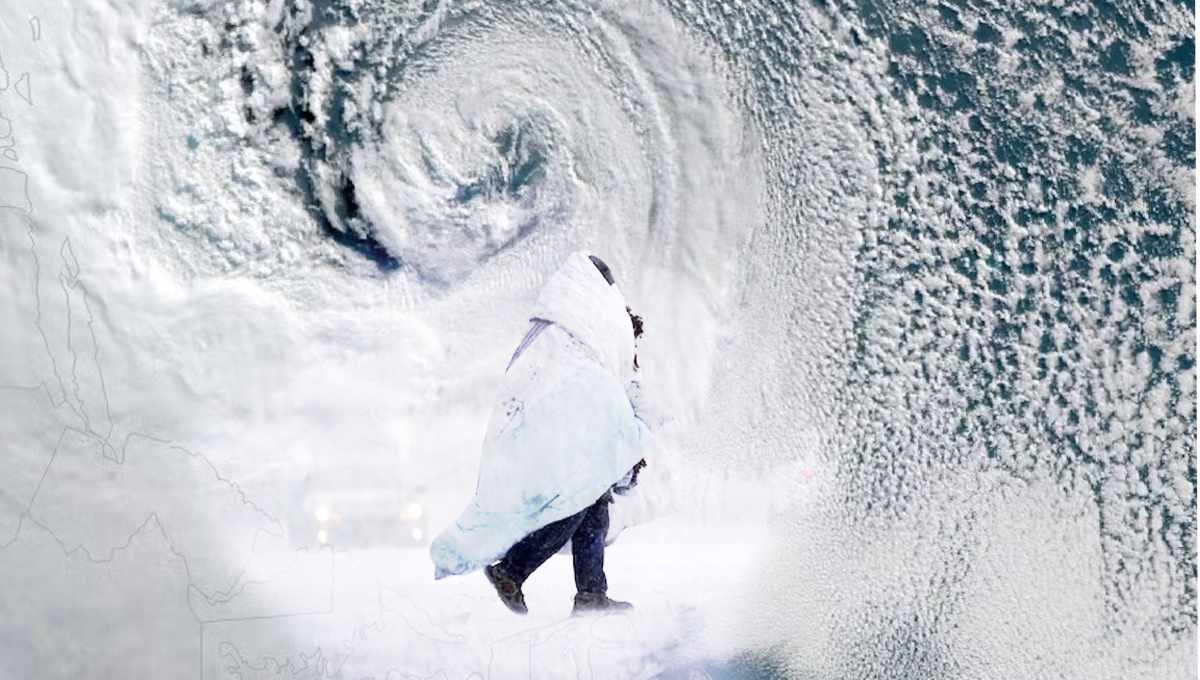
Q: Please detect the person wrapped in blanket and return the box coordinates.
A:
[429,252,650,616]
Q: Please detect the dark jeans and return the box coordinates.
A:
[499,492,612,594]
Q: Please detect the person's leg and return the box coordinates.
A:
[571,493,611,594]
[500,507,589,584]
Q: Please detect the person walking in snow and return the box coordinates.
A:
[429,252,649,616]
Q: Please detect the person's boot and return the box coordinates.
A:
[485,563,528,615]
[572,591,633,615]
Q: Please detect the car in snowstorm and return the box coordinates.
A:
[287,463,429,550]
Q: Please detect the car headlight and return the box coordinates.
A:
[317,529,329,544]
[410,527,423,541]
[400,502,423,521]
[314,505,332,524]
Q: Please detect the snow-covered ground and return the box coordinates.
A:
[204,520,774,679]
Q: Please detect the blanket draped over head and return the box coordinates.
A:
[429,251,649,579]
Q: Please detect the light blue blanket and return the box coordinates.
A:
[430,252,649,579]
